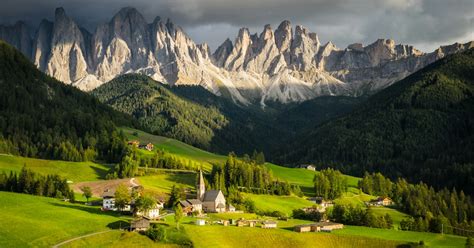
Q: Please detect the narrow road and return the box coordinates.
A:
[51,230,112,248]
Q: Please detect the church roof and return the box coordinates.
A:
[203,190,222,202]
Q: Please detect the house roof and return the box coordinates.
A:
[188,199,202,205]
[228,204,235,209]
[217,203,225,208]
[131,218,150,228]
[203,190,222,202]
[179,200,191,207]
[101,189,115,198]
[262,221,277,225]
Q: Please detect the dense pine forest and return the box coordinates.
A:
[92,74,361,155]
[0,41,134,163]
[278,49,474,195]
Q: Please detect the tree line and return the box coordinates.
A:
[313,168,348,200]
[207,153,301,196]
[360,172,474,236]
[0,166,74,200]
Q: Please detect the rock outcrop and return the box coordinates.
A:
[1,7,473,105]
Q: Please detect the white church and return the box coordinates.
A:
[181,170,231,213]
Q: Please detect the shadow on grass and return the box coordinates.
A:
[89,164,111,180]
[48,202,128,218]
[107,220,130,229]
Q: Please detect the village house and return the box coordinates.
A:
[227,204,236,212]
[130,218,150,231]
[101,186,141,212]
[139,143,154,151]
[127,140,140,147]
[368,197,393,206]
[136,201,164,219]
[294,222,344,233]
[101,188,131,211]
[298,164,316,171]
[196,219,206,226]
[179,199,203,215]
[261,220,277,229]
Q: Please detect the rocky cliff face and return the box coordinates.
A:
[1,7,473,105]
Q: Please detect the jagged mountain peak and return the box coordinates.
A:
[0,7,472,106]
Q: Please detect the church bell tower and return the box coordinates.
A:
[197,170,206,201]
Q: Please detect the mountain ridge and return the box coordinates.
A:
[1,7,473,105]
[276,48,474,194]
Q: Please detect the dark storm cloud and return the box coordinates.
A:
[0,0,472,52]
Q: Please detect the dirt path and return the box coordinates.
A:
[52,230,112,248]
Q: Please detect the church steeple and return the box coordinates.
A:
[197,170,206,201]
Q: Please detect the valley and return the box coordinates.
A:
[0,3,473,247]
[0,128,469,247]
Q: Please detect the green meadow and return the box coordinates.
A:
[0,154,110,183]
[334,225,466,248]
[243,193,315,216]
[121,127,226,170]
[62,230,178,248]
[184,224,403,248]
[137,172,196,195]
[0,192,125,248]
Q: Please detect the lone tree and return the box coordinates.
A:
[135,194,156,217]
[114,184,131,212]
[174,204,183,230]
[80,186,92,203]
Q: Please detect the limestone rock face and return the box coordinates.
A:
[1,8,472,105]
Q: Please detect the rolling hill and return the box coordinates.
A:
[0,40,134,163]
[278,49,474,194]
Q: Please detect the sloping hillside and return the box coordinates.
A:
[279,49,474,193]
[0,40,133,163]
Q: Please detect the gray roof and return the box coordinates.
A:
[203,190,222,202]
[188,199,202,205]
[101,189,115,198]
[131,218,150,228]
[217,203,225,208]
[179,200,191,207]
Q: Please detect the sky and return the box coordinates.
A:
[0,0,473,52]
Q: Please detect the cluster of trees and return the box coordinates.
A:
[329,204,393,229]
[278,50,474,195]
[0,41,132,163]
[207,153,299,196]
[358,172,393,197]
[360,172,474,235]
[0,166,74,200]
[292,208,324,222]
[108,146,203,179]
[313,168,348,199]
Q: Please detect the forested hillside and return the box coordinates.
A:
[93,74,362,155]
[278,49,474,194]
[0,41,133,162]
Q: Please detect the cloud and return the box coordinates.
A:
[0,0,472,52]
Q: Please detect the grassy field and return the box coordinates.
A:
[369,206,410,229]
[243,193,315,216]
[121,127,226,170]
[334,225,466,248]
[0,192,126,248]
[264,163,360,196]
[184,224,403,248]
[137,172,196,196]
[334,187,375,206]
[62,230,178,248]
[0,154,111,183]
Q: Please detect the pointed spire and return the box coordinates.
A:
[197,170,206,201]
